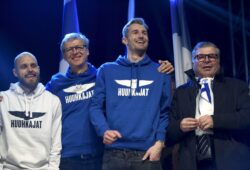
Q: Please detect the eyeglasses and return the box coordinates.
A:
[64,45,87,54]
[195,54,219,62]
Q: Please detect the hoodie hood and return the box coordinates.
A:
[9,82,45,118]
[10,82,45,97]
[65,62,97,80]
[116,55,152,67]
[46,62,97,94]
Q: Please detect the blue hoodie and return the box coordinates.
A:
[90,55,171,151]
[46,63,103,158]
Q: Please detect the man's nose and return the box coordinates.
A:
[72,47,78,53]
[204,56,211,62]
[27,66,33,71]
[138,32,145,38]
[27,65,35,72]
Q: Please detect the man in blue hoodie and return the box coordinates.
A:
[46,32,173,170]
[90,18,171,170]
[46,33,104,170]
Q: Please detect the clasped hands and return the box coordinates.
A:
[180,115,213,132]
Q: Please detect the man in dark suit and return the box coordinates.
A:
[166,41,250,170]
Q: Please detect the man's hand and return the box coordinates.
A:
[142,140,164,161]
[180,118,198,132]
[103,130,122,145]
[158,60,174,74]
[198,115,213,130]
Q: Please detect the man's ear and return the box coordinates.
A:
[122,37,128,45]
[62,53,67,60]
[86,48,90,56]
[13,68,18,78]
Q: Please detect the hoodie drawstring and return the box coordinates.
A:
[24,94,34,118]
[10,82,45,119]
[129,64,134,97]
[129,63,141,98]
[136,64,140,93]
[24,94,29,117]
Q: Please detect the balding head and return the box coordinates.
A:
[13,52,40,93]
[14,52,38,69]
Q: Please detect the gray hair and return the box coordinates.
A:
[122,18,149,38]
[191,41,220,60]
[60,33,89,53]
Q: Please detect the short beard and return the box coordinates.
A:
[19,76,39,93]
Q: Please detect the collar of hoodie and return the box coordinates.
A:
[9,82,45,119]
[116,55,152,98]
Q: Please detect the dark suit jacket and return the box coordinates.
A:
[167,70,250,170]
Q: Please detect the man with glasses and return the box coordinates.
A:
[46,33,104,170]
[46,32,174,170]
[166,41,250,170]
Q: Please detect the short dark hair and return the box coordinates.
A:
[192,41,220,60]
[122,18,149,38]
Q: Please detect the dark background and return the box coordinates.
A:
[0,0,249,90]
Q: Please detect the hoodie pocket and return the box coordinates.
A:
[109,108,154,141]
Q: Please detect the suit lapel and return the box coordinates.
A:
[188,84,199,117]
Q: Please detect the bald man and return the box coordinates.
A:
[0,52,62,170]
